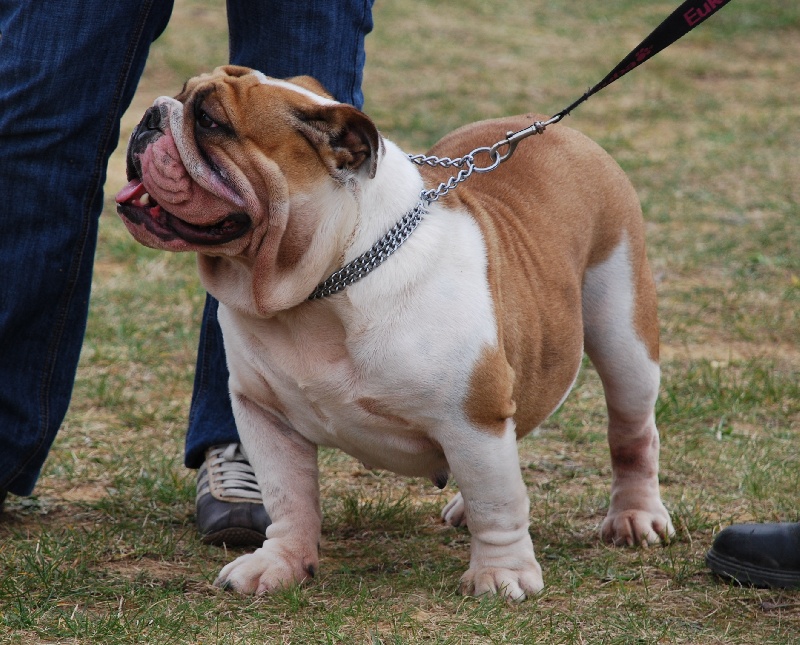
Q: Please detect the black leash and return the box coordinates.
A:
[485,0,736,165]
[554,0,735,120]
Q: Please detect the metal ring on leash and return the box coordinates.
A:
[470,146,503,173]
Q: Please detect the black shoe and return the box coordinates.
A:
[196,443,270,547]
[0,489,6,513]
[706,522,800,589]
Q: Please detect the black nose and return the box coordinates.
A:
[126,105,168,180]
[142,105,162,131]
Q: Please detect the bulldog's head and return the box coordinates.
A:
[116,65,382,312]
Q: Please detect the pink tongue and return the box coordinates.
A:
[115,179,145,204]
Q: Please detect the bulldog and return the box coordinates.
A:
[116,65,674,600]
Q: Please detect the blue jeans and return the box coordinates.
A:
[0,0,374,495]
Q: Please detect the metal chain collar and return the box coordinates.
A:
[307,115,561,301]
[307,201,428,300]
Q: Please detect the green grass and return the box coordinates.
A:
[2,0,799,642]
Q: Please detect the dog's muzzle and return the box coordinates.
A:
[116,104,252,246]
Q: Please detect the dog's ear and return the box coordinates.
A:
[294,104,383,179]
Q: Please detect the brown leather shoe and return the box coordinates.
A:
[196,443,270,547]
[706,522,800,589]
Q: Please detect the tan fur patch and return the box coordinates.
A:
[633,248,661,363]
[465,346,517,435]
[276,210,315,270]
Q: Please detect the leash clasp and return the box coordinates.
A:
[485,113,564,167]
[470,146,502,173]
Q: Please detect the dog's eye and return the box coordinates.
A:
[197,109,218,130]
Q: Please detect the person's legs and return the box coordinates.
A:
[185,296,239,469]
[227,0,374,108]
[186,0,374,544]
[0,0,173,499]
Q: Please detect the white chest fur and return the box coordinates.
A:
[219,201,498,477]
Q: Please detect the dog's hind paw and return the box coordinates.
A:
[441,491,467,527]
[600,504,675,547]
[214,540,318,595]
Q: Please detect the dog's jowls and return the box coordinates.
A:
[117,65,674,601]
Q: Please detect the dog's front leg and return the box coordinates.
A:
[444,419,543,601]
[213,394,321,595]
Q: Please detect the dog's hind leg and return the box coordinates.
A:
[582,233,674,546]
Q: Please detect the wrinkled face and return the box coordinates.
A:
[116,65,380,258]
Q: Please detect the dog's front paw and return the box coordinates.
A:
[460,562,544,602]
[214,540,318,595]
[459,530,544,602]
[601,502,675,546]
